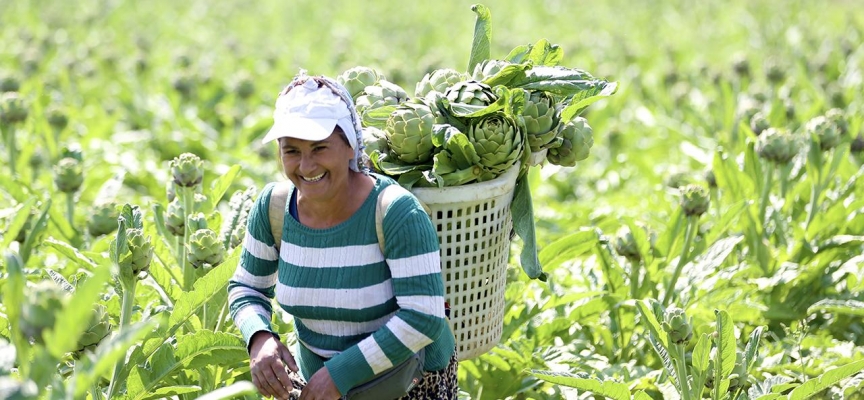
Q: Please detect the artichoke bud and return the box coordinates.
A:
[362,126,390,157]
[355,80,408,115]
[661,307,693,345]
[546,117,593,167]
[165,198,186,236]
[28,149,45,170]
[337,66,385,100]
[169,152,204,187]
[187,212,208,231]
[728,350,748,391]
[166,180,177,202]
[756,127,799,164]
[386,101,445,164]
[824,108,848,135]
[749,111,769,136]
[851,133,864,154]
[732,56,750,77]
[468,114,523,174]
[613,226,641,261]
[172,73,196,98]
[704,169,717,189]
[230,224,246,249]
[232,73,255,99]
[88,202,120,237]
[0,73,21,92]
[444,80,497,106]
[19,281,67,343]
[664,171,694,189]
[471,59,513,81]
[765,62,786,84]
[119,228,154,276]
[53,157,84,193]
[46,106,69,131]
[524,90,561,151]
[415,68,466,98]
[806,115,842,151]
[0,91,28,125]
[187,229,225,268]
[680,184,710,217]
[75,303,112,355]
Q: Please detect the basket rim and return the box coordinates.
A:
[410,161,521,204]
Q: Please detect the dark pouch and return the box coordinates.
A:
[344,349,425,400]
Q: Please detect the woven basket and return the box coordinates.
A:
[410,162,520,360]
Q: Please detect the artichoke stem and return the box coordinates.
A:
[673,344,692,400]
[108,279,137,399]
[181,187,194,291]
[66,192,75,228]
[6,124,15,175]
[628,257,641,299]
[662,216,698,307]
[804,177,824,234]
[758,168,774,230]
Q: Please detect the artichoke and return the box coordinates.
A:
[728,350,748,391]
[661,306,693,345]
[471,59,513,81]
[851,133,864,154]
[805,115,842,151]
[75,304,112,354]
[53,157,84,193]
[749,111,769,136]
[414,68,466,98]
[0,73,20,92]
[704,169,717,189]
[19,281,67,343]
[756,127,799,164]
[546,117,593,167]
[523,90,561,152]
[88,202,119,237]
[680,184,710,217]
[165,198,186,236]
[119,228,154,276]
[386,101,446,164]
[221,186,257,249]
[46,106,69,132]
[188,228,225,268]
[824,108,848,135]
[444,80,497,106]
[232,72,255,100]
[337,66,385,100]
[467,113,523,176]
[169,153,204,187]
[355,80,408,115]
[362,126,390,157]
[187,212,208,231]
[613,224,655,262]
[0,91,28,125]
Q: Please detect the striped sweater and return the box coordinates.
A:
[228,175,456,395]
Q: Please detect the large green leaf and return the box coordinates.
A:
[193,381,258,400]
[205,164,241,213]
[0,197,35,250]
[807,299,864,317]
[44,264,112,358]
[530,370,630,400]
[788,359,864,400]
[510,174,544,280]
[538,228,598,269]
[467,4,492,73]
[560,81,618,123]
[44,237,99,270]
[73,319,157,398]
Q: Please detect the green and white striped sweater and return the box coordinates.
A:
[228,175,456,395]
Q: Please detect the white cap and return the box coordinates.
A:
[261,79,357,150]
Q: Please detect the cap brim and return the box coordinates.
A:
[261,117,339,144]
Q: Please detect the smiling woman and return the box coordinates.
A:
[227,71,459,400]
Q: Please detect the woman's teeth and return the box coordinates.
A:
[302,173,325,182]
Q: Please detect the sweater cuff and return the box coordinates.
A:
[238,313,276,349]
[323,346,374,395]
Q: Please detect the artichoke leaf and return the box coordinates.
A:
[431,123,463,148]
[481,63,531,87]
[442,131,481,169]
[397,170,426,189]
[510,174,546,280]
[525,39,563,67]
[361,105,398,129]
[467,4,492,73]
[504,44,532,64]
[449,86,512,119]
[439,166,483,187]
[378,159,430,176]
[560,81,619,123]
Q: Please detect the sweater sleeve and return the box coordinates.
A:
[227,183,283,348]
[323,191,449,394]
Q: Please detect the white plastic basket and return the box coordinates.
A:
[410,162,520,360]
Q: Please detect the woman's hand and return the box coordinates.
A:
[249,331,299,400]
[298,366,341,400]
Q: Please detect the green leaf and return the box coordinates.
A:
[44,237,99,270]
[19,198,52,264]
[714,310,736,380]
[743,326,763,375]
[530,370,630,400]
[632,391,654,400]
[636,299,668,349]
[193,381,258,400]
[560,81,619,123]
[44,264,111,358]
[539,229,598,269]
[503,44,531,63]
[807,299,864,317]
[692,333,711,375]
[467,4,492,73]
[510,174,544,279]
[206,164,241,213]
[526,38,563,67]
[73,319,157,398]
[167,249,240,337]
[788,359,864,400]
[0,197,35,250]
[139,386,201,400]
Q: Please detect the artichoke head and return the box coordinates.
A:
[756,127,799,164]
[19,281,67,343]
[187,212,208,231]
[46,106,69,131]
[88,202,119,237]
[169,153,204,187]
[75,304,112,354]
[471,59,513,81]
[386,101,446,164]
[523,90,561,151]
[749,111,769,136]
[444,80,497,107]
[806,114,843,151]
[355,80,408,115]
[851,133,864,154]
[337,66,385,100]
[546,117,593,167]
[467,113,523,175]
[824,108,848,135]
[119,228,154,276]
[661,306,693,345]
[680,184,710,217]
[362,126,390,157]
[415,68,466,98]
[188,228,225,268]
[53,157,84,193]
[613,224,655,262]
[0,91,28,125]
[0,73,21,92]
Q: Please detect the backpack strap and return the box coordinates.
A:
[268,182,292,252]
[375,184,431,256]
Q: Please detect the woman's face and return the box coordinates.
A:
[278,130,355,201]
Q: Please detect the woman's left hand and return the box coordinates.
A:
[298,367,341,400]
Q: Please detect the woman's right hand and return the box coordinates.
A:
[249,331,300,400]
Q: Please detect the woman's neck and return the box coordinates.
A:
[296,172,374,229]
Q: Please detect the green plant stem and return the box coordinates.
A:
[662,216,698,307]
[628,258,640,299]
[673,344,692,400]
[6,125,16,175]
[91,384,103,400]
[66,192,75,227]
[758,167,773,231]
[181,187,194,291]
[107,279,137,399]
[804,179,823,232]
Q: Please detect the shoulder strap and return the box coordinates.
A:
[269,182,292,251]
[375,184,431,256]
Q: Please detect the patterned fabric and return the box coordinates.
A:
[228,175,456,395]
